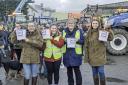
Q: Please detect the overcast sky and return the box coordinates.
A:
[35,0,126,12]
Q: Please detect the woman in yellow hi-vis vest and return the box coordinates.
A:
[44,24,64,85]
[62,20,84,85]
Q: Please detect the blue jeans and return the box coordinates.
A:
[92,66,105,80]
[23,64,39,79]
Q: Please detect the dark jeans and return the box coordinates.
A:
[15,49,22,73]
[92,66,105,80]
[67,66,82,85]
[45,60,61,84]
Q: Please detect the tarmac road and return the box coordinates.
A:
[6,54,128,85]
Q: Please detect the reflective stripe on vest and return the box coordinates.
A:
[44,36,62,59]
[62,30,82,54]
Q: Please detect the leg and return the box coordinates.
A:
[53,60,61,85]
[92,66,99,85]
[3,62,10,75]
[43,59,48,77]
[98,66,106,85]
[45,61,54,84]
[23,64,31,85]
[73,66,82,85]
[15,49,22,74]
[31,64,39,85]
[67,66,74,85]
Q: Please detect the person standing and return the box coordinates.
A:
[84,19,114,85]
[0,22,10,77]
[62,20,84,85]
[12,23,23,76]
[10,22,43,85]
[43,24,64,85]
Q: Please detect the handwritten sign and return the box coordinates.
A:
[67,38,76,48]
[16,29,26,40]
[42,29,51,39]
[99,30,109,42]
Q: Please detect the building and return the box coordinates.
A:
[27,3,55,24]
[81,1,128,16]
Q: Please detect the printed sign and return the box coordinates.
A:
[42,29,51,39]
[67,38,76,48]
[16,29,26,40]
[99,30,109,42]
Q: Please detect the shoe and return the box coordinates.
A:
[100,79,106,85]
[32,77,37,85]
[24,78,29,85]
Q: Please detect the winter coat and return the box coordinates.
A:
[84,28,114,66]
[0,30,9,48]
[63,28,84,67]
[10,30,43,64]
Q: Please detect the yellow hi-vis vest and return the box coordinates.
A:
[44,36,62,59]
[62,30,82,54]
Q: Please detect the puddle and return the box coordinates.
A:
[107,77,127,83]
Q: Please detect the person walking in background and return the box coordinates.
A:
[12,23,23,77]
[81,21,91,36]
[62,19,84,85]
[38,25,47,79]
[10,22,43,85]
[0,22,10,78]
[44,24,64,85]
[84,19,114,85]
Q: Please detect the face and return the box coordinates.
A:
[50,25,58,34]
[92,21,99,29]
[67,22,75,31]
[28,23,36,32]
[15,24,21,29]
[85,23,91,29]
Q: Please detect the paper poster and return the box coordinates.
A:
[99,30,109,42]
[16,29,26,40]
[42,29,51,39]
[67,38,76,48]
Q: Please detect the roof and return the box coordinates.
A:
[27,4,38,13]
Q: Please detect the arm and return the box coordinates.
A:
[26,34,43,48]
[107,29,114,41]
[76,30,84,45]
[51,36,64,48]
[9,31,17,44]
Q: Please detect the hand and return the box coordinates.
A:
[64,38,67,42]
[24,38,29,42]
[50,36,53,39]
[14,27,20,31]
[76,39,79,42]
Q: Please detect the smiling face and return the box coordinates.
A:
[15,24,21,29]
[27,23,36,32]
[50,25,58,35]
[67,20,75,31]
[92,20,99,29]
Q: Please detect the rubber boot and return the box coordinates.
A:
[32,77,37,85]
[24,78,29,85]
[93,75,99,85]
[100,79,106,85]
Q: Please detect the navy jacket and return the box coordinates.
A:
[63,28,84,67]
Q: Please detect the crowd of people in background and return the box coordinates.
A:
[0,16,114,85]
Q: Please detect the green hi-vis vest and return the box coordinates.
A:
[44,36,62,59]
[62,30,82,54]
